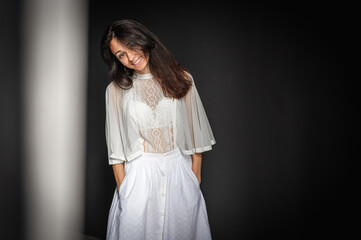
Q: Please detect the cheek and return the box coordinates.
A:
[118,58,128,66]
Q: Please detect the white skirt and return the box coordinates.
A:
[106,148,212,240]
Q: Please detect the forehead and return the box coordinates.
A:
[109,38,128,55]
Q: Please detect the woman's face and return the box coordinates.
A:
[110,38,150,74]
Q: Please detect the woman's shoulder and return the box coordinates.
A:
[106,80,125,91]
[183,71,195,89]
[183,70,193,80]
[106,81,126,100]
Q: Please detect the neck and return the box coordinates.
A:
[135,65,151,74]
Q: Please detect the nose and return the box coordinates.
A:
[127,50,137,62]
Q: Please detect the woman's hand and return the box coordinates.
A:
[191,153,202,184]
[112,163,125,192]
[193,169,202,184]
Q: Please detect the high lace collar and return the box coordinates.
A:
[134,72,153,80]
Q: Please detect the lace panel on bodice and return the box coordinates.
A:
[132,74,175,153]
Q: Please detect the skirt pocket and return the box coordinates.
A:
[117,173,129,195]
[117,160,134,197]
[181,154,200,188]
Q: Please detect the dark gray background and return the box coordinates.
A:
[1,1,348,239]
[0,0,22,239]
[85,1,347,239]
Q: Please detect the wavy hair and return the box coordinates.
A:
[100,19,192,99]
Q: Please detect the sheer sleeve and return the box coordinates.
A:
[182,74,216,153]
[105,81,126,165]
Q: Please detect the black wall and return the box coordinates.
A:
[86,2,347,239]
[0,1,22,239]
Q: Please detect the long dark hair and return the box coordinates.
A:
[100,19,192,99]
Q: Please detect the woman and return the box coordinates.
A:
[101,19,216,240]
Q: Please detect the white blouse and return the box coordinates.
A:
[105,72,216,164]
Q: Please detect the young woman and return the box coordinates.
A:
[101,19,216,240]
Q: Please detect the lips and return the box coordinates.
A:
[132,56,142,66]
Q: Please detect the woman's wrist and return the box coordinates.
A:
[112,163,125,192]
[191,153,203,184]
[192,168,202,184]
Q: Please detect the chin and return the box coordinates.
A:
[135,64,148,72]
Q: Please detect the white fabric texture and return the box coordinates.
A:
[105,72,216,165]
[106,148,212,240]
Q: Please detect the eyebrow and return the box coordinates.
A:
[114,50,122,57]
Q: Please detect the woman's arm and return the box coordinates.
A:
[191,153,202,184]
[112,163,125,192]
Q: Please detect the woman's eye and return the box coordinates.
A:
[118,53,125,59]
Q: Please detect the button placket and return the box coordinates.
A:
[158,155,167,238]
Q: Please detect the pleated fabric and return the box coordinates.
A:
[106,148,212,240]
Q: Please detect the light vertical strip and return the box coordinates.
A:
[22,0,88,239]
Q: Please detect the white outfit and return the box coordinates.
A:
[105,72,216,240]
